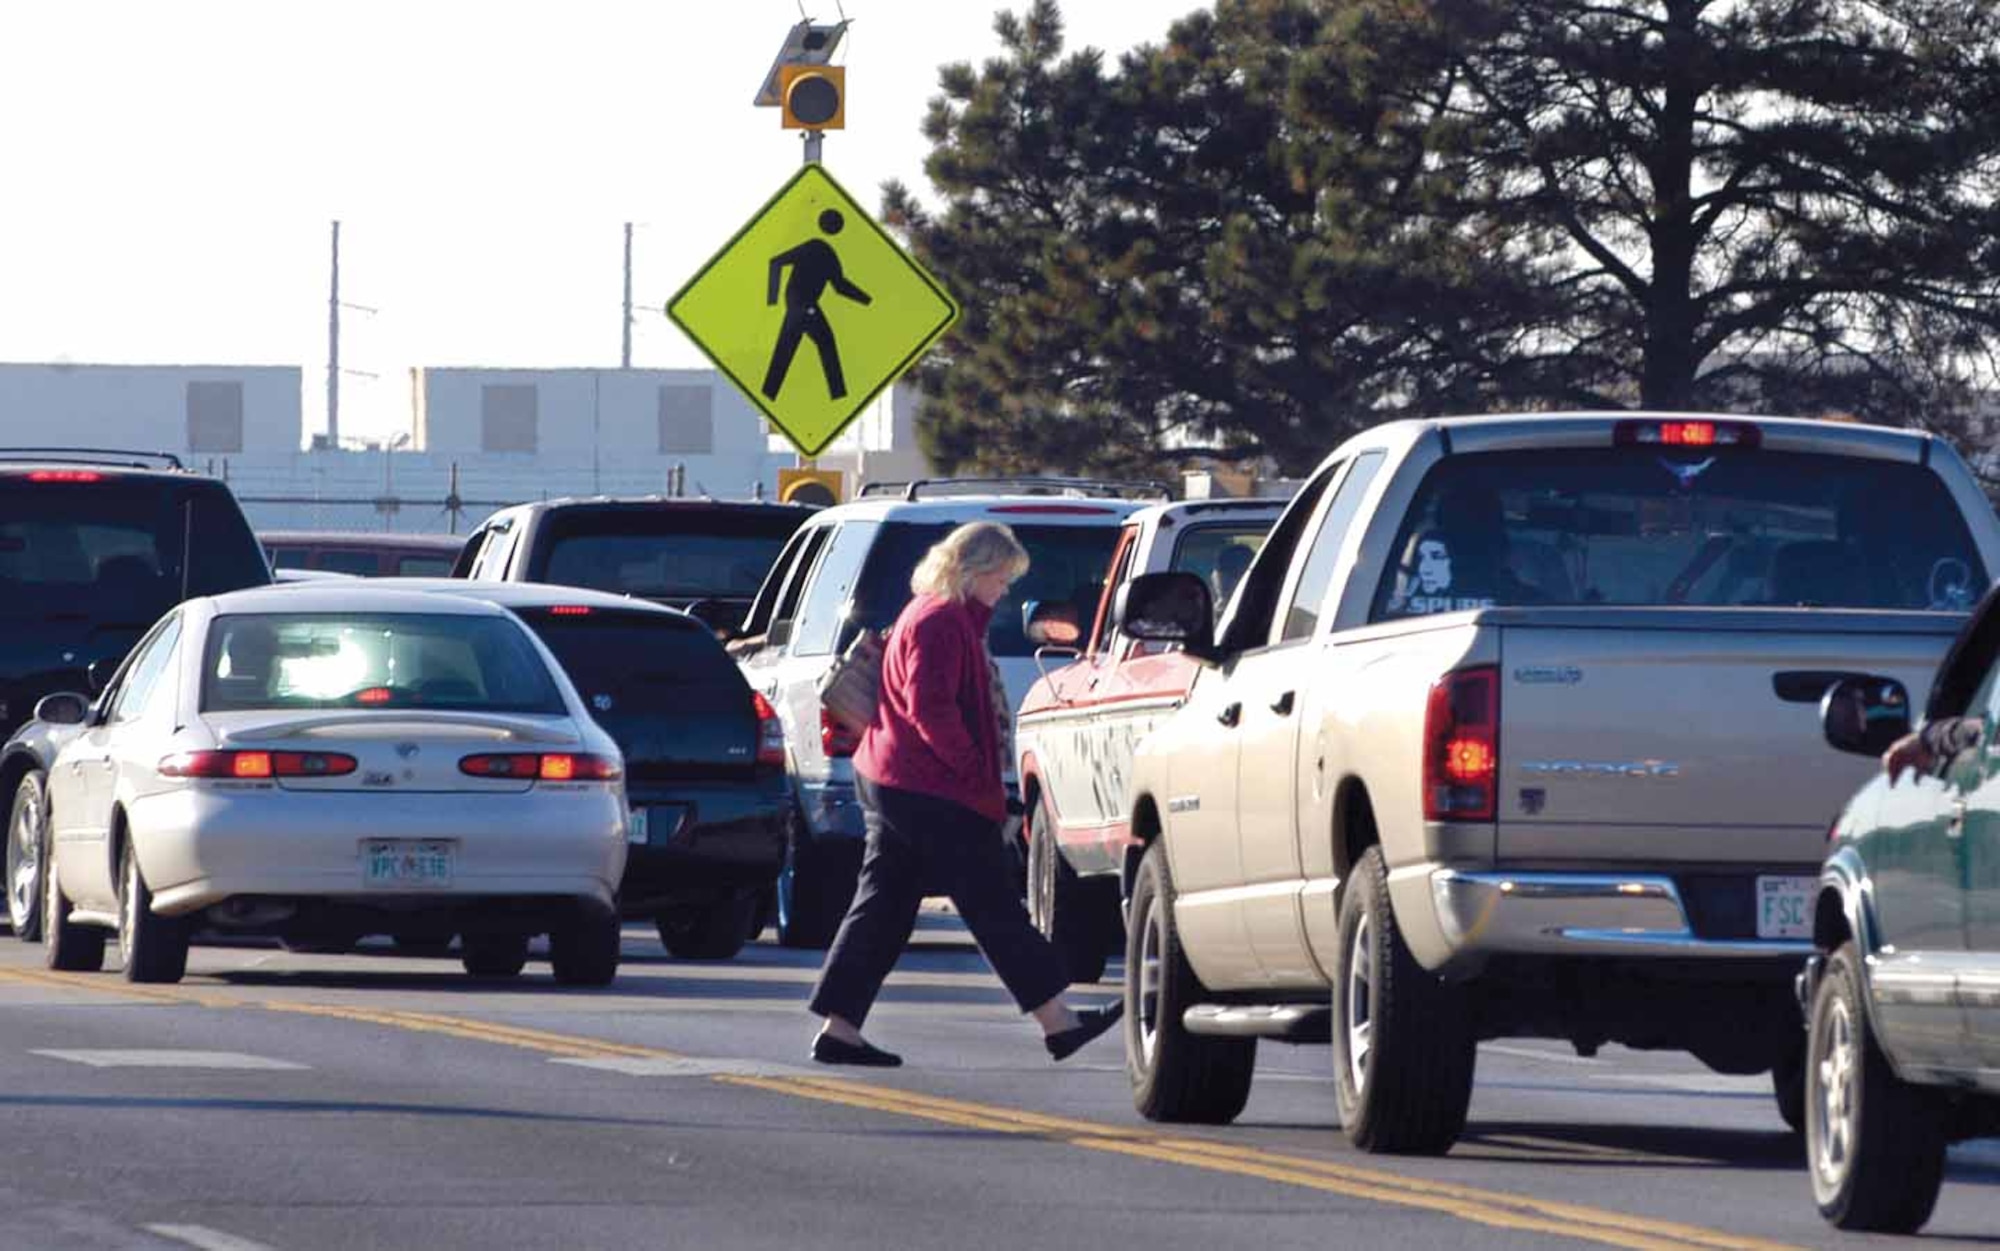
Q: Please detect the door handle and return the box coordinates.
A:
[1270,691,1296,716]
[1950,799,1968,839]
[1217,702,1241,728]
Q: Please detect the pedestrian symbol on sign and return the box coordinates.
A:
[763,209,872,401]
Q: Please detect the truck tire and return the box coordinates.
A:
[1125,840,1255,1124]
[7,770,48,942]
[657,895,758,960]
[1772,1040,1806,1136]
[42,840,105,973]
[1807,941,1946,1233]
[1028,802,1108,984]
[119,837,189,984]
[1332,845,1475,1155]
[461,933,529,978]
[551,909,621,987]
[776,812,857,950]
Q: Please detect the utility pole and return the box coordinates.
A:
[327,220,341,446]
[622,222,634,369]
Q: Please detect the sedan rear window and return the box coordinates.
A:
[1373,448,1987,619]
[202,613,565,714]
[514,608,748,715]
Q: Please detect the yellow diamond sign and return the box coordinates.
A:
[667,164,960,458]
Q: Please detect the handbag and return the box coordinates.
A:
[818,627,886,735]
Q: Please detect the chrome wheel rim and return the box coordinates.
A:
[1137,885,1165,1069]
[1029,820,1054,936]
[8,783,41,925]
[1811,993,1859,1197]
[1345,913,1375,1094]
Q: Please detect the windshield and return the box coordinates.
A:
[201,613,565,714]
[0,480,268,620]
[1373,448,1987,619]
[849,520,1124,657]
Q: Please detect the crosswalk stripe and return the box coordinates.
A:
[33,1049,308,1070]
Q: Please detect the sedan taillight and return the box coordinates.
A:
[458,752,622,781]
[1423,666,1499,822]
[160,750,358,779]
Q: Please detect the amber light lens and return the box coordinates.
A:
[1444,738,1496,783]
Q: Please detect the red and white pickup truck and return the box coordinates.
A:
[1015,498,1284,980]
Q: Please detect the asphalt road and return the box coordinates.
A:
[1,914,1996,1251]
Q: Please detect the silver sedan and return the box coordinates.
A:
[33,585,628,985]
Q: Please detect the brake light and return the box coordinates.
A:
[753,692,788,767]
[355,686,393,705]
[547,605,592,616]
[457,752,621,781]
[1423,666,1499,822]
[159,750,357,779]
[820,707,861,759]
[1613,419,1760,449]
[25,470,104,483]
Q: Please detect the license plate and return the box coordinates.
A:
[363,839,454,889]
[1756,875,1815,940]
[628,805,688,846]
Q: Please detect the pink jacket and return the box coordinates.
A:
[852,593,1006,822]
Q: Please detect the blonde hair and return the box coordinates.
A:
[910,521,1030,601]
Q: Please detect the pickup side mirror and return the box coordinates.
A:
[683,598,743,641]
[33,692,91,727]
[1115,572,1216,662]
[1022,600,1082,649]
[1820,676,1912,757]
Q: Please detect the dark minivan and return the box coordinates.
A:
[1,449,271,939]
[451,497,817,632]
[413,580,790,959]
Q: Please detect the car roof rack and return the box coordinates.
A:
[0,447,186,471]
[858,476,1174,503]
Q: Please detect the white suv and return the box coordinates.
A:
[732,479,1156,947]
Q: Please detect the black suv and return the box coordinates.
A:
[0,450,271,938]
[450,497,817,632]
[412,581,790,959]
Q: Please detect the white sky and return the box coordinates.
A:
[0,0,1200,442]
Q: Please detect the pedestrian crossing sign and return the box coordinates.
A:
[667,164,961,458]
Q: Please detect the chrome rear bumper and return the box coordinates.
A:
[1430,870,1815,961]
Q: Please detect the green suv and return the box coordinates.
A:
[1802,590,2000,1233]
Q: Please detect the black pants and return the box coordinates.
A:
[809,777,1068,1028]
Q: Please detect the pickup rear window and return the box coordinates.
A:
[1373,448,1987,618]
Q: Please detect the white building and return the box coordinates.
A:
[0,362,936,534]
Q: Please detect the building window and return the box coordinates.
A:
[482,384,538,453]
[186,381,244,454]
[658,385,714,454]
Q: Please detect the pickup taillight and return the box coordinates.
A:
[1423,666,1499,822]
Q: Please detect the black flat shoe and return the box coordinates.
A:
[811,1033,903,1067]
[1046,1001,1124,1062]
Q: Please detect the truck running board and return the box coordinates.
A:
[1181,1004,1331,1043]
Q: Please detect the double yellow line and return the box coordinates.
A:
[0,966,1795,1251]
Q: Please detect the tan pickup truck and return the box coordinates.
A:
[1113,413,2000,1154]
